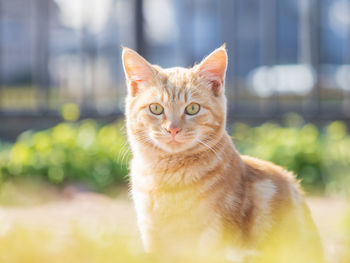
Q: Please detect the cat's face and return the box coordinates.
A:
[123,46,227,154]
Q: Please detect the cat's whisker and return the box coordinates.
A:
[117,141,132,169]
[121,147,132,168]
[117,141,130,161]
[197,138,222,161]
[204,134,226,148]
[117,145,128,168]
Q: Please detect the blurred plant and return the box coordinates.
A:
[61,103,80,122]
[232,114,350,195]
[0,120,130,191]
[0,115,350,194]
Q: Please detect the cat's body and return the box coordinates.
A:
[122,46,323,262]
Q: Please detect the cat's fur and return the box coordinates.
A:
[122,46,323,262]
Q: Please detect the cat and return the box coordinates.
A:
[122,45,324,262]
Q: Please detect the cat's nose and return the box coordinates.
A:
[166,126,181,138]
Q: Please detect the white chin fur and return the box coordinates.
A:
[153,139,196,154]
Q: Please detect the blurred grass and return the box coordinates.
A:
[0,224,152,263]
[0,193,348,263]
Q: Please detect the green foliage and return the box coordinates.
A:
[1,116,350,194]
[0,120,130,190]
[232,116,350,194]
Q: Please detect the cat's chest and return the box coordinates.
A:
[130,157,222,228]
[132,179,211,224]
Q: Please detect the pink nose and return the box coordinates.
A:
[166,127,181,138]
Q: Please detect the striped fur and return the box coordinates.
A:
[122,47,323,262]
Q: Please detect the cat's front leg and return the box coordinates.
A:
[131,182,158,252]
[137,221,159,253]
[197,218,223,256]
[197,222,254,262]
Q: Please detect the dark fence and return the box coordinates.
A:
[0,0,350,135]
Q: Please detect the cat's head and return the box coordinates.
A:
[122,46,228,154]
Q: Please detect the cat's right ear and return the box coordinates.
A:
[122,47,155,96]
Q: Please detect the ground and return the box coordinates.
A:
[0,186,348,263]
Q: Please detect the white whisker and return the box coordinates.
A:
[197,138,222,161]
[117,141,129,161]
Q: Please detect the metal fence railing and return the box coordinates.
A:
[0,0,350,126]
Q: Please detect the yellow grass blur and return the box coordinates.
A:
[0,184,348,263]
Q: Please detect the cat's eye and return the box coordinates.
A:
[185,103,200,115]
[149,103,164,115]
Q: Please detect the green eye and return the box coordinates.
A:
[149,103,164,115]
[185,103,200,115]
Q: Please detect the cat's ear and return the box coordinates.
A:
[197,45,227,96]
[122,47,156,96]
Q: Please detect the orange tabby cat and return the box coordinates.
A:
[122,46,323,262]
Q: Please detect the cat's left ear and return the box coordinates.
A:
[196,45,227,96]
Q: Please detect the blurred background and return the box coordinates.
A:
[0,0,350,262]
[1,0,350,137]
